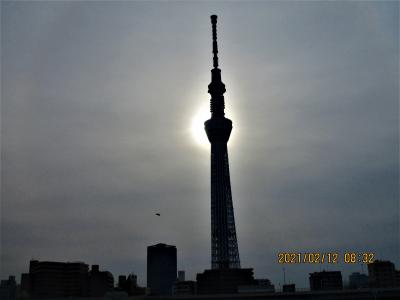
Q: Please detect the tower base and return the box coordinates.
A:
[196,268,255,294]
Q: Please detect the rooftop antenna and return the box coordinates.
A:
[283,267,286,285]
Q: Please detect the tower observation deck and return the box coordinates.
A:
[204,15,241,270]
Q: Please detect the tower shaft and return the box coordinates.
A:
[205,15,241,270]
[210,142,240,269]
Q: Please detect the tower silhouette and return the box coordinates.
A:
[204,15,240,270]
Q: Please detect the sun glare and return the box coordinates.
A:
[191,104,210,148]
[190,99,238,149]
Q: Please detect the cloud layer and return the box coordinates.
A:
[1,1,398,287]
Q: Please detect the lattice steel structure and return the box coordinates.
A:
[204,15,241,270]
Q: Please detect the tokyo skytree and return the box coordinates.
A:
[204,15,241,270]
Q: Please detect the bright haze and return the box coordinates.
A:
[1,1,398,288]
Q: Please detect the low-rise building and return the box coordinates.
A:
[173,280,197,295]
[0,276,17,300]
[282,283,295,292]
[89,265,114,296]
[197,268,256,294]
[309,271,343,291]
[348,272,368,289]
[117,273,146,295]
[368,260,399,288]
[20,260,114,298]
[238,278,275,294]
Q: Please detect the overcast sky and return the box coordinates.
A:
[1,1,399,288]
